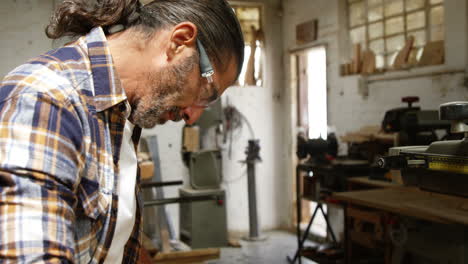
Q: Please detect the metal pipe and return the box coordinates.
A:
[143,195,219,207]
[296,166,302,264]
[140,180,183,189]
[247,161,260,238]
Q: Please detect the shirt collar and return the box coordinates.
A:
[85,27,128,113]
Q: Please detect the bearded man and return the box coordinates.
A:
[0,0,244,263]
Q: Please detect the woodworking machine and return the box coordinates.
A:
[379,101,468,197]
[381,96,452,146]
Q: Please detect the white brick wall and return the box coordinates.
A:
[282,0,468,234]
[0,0,54,77]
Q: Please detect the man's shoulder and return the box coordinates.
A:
[28,42,92,86]
[0,44,93,105]
[12,42,90,77]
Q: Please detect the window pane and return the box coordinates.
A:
[387,52,398,66]
[407,11,425,31]
[236,7,260,21]
[386,34,405,52]
[369,22,383,39]
[368,5,383,22]
[430,0,443,4]
[430,6,444,26]
[235,6,261,44]
[431,25,444,41]
[385,0,404,17]
[406,0,425,11]
[385,16,404,35]
[376,54,385,68]
[350,2,365,26]
[409,30,426,46]
[368,0,383,7]
[350,26,366,44]
[370,38,385,53]
[407,48,423,65]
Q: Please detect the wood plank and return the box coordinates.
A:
[139,161,155,181]
[347,177,400,189]
[340,125,390,143]
[139,247,155,264]
[332,187,468,225]
[183,126,200,152]
[361,49,376,74]
[352,43,362,74]
[245,26,259,86]
[160,228,171,253]
[349,230,377,249]
[153,248,220,264]
[393,36,414,69]
[228,238,242,248]
[347,207,381,224]
[418,40,445,66]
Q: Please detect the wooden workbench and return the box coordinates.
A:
[332,186,468,225]
[347,176,399,189]
[335,180,468,263]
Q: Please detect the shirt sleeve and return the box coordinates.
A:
[0,89,85,263]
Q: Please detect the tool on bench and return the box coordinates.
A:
[381,96,452,146]
[379,101,468,197]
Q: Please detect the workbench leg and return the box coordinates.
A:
[288,204,320,263]
[296,166,301,264]
[287,166,303,264]
[319,204,338,244]
[344,205,351,264]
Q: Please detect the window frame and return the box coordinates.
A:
[347,0,444,69]
[230,2,264,87]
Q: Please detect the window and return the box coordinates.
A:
[232,4,263,86]
[307,47,328,139]
[348,0,445,69]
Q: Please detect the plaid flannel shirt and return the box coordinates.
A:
[0,27,142,263]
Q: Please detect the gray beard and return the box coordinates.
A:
[132,104,182,128]
[129,53,198,128]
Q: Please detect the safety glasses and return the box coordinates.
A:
[195,39,219,107]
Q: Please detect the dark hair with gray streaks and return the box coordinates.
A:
[46,0,244,77]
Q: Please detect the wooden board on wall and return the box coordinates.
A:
[296,19,318,45]
[361,49,376,74]
[393,36,415,69]
[418,40,445,66]
[352,43,362,74]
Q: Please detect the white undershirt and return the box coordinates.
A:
[104,120,138,264]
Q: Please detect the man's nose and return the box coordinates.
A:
[182,107,205,125]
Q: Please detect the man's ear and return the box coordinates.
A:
[167,22,198,60]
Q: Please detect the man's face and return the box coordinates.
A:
[129,52,197,128]
[129,49,238,128]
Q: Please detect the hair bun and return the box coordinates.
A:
[126,0,142,24]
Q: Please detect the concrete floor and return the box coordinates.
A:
[206,231,317,264]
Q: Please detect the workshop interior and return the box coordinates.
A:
[3,0,468,263]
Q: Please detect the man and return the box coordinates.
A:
[0,0,244,263]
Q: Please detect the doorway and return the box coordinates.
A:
[293,45,328,238]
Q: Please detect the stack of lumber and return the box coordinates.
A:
[340,126,395,144]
